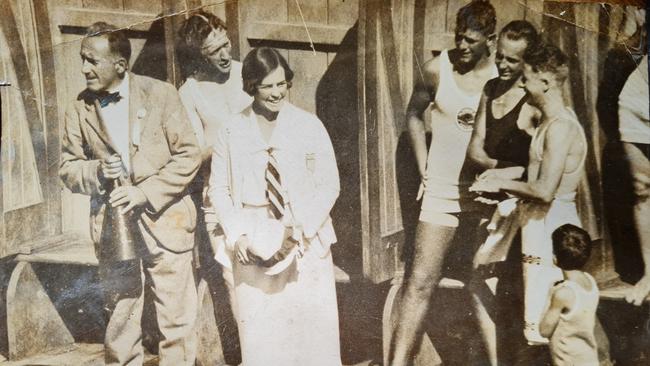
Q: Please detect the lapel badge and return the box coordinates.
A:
[133,108,146,148]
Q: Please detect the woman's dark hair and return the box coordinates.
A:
[552,224,592,270]
[499,20,538,51]
[242,47,294,96]
[176,11,228,77]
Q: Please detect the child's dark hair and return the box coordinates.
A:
[552,224,592,270]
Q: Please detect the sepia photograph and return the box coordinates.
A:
[0,0,648,365]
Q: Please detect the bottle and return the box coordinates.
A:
[99,175,146,262]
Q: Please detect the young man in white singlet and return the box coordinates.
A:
[471,43,588,344]
[389,1,498,365]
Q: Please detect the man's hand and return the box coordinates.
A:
[626,275,650,306]
[416,176,428,201]
[234,235,252,265]
[478,167,525,181]
[109,186,147,214]
[99,154,124,181]
[470,177,503,193]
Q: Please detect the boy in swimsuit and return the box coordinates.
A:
[541,224,599,366]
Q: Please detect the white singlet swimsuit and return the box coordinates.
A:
[420,49,498,227]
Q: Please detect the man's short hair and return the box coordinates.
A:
[552,224,592,270]
[177,10,227,51]
[500,20,538,50]
[523,42,569,83]
[85,22,131,62]
[456,0,497,36]
[242,47,294,96]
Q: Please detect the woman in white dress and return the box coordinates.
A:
[207,47,342,366]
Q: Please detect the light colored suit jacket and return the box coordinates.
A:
[60,73,201,253]
[207,102,339,251]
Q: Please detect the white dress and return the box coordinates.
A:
[208,102,342,365]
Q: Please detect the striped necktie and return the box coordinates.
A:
[265,149,286,220]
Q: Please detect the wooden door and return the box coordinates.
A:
[235,0,359,114]
[0,0,57,257]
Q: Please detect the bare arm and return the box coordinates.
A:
[468,91,498,169]
[407,58,438,179]
[472,120,577,203]
[540,285,574,338]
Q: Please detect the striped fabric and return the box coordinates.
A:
[265,149,286,219]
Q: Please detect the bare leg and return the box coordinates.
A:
[627,196,650,305]
[624,143,650,306]
[390,221,456,366]
[470,275,497,366]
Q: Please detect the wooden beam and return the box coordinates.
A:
[225,0,240,60]
[51,7,158,31]
[0,2,46,192]
[33,0,63,237]
[246,21,350,46]
[163,0,182,86]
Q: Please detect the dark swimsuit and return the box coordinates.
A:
[483,79,532,169]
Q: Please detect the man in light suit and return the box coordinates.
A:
[59,22,201,366]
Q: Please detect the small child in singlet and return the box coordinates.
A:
[540,224,599,366]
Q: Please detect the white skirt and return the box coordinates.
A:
[231,233,342,366]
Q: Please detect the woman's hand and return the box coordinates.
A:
[235,235,252,265]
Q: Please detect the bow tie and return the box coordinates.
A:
[98,92,121,108]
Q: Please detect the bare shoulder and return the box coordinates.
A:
[553,283,576,308]
[546,117,580,142]
[420,56,440,88]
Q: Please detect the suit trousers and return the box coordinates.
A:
[100,248,198,366]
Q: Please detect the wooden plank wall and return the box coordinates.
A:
[0,0,51,256]
[236,0,358,114]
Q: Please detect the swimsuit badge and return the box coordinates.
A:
[456,107,477,132]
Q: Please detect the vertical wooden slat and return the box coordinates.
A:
[288,0,328,24]
[327,0,358,27]
[124,0,162,13]
[34,0,63,236]
[0,1,46,204]
[248,0,287,23]
[51,0,82,6]
[358,0,378,281]
[524,0,545,29]
[287,50,328,114]
[225,0,241,61]
[445,0,470,34]
[491,0,525,30]
[163,0,182,86]
[81,0,123,10]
